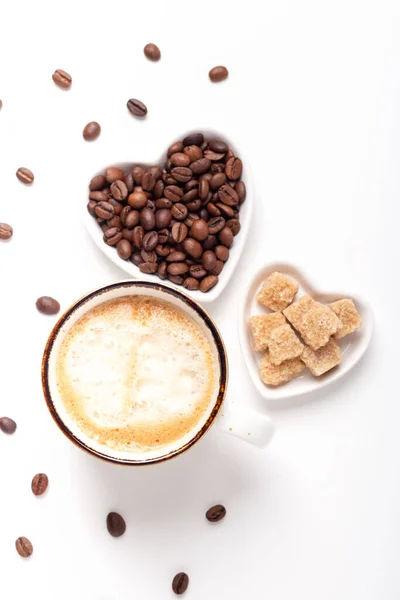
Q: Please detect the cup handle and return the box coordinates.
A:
[216,404,276,448]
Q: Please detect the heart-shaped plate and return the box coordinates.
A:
[239,262,374,401]
[83,129,253,303]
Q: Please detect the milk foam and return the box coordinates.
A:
[56,297,217,453]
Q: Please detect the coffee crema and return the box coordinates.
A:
[56,296,217,454]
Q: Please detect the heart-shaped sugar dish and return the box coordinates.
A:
[239,262,374,401]
[83,129,253,303]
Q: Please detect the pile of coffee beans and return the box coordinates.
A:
[87,132,245,293]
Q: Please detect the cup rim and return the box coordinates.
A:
[41,280,228,466]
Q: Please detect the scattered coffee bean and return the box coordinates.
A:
[106,512,126,537]
[144,43,161,61]
[0,223,13,240]
[209,66,229,82]
[206,504,226,522]
[172,573,189,595]
[0,416,17,434]
[16,167,34,184]
[36,296,60,315]
[83,121,101,141]
[52,69,72,89]
[16,537,33,558]
[127,98,147,117]
[31,473,49,496]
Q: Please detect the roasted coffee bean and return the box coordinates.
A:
[132,166,144,185]
[106,512,126,537]
[87,201,97,216]
[183,238,203,259]
[132,225,145,248]
[199,177,210,200]
[171,203,188,221]
[209,65,228,82]
[110,180,128,201]
[182,188,198,203]
[170,152,191,167]
[200,275,218,292]
[124,172,134,192]
[89,174,106,191]
[131,252,142,266]
[144,43,161,61]
[209,140,228,153]
[219,226,233,246]
[210,163,225,174]
[183,277,199,291]
[190,219,209,241]
[89,190,108,201]
[16,537,33,558]
[200,209,209,221]
[186,199,201,212]
[119,205,131,224]
[190,158,211,175]
[142,231,159,251]
[183,145,203,162]
[83,121,101,141]
[189,265,207,279]
[109,199,123,215]
[105,167,124,183]
[95,201,114,219]
[171,167,192,183]
[183,133,204,147]
[184,213,199,227]
[142,171,156,191]
[0,417,17,434]
[225,149,234,162]
[156,244,171,257]
[52,69,72,88]
[153,180,164,198]
[123,210,139,228]
[208,216,226,234]
[122,228,134,242]
[215,245,229,261]
[202,172,213,182]
[127,98,147,117]
[0,223,13,240]
[210,172,226,190]
[226,218,241,235]
[167,141,184,156]
[166,251,186,262]
[140,208,155,231]
[225,156,242,180]
[185,179,199,192]
[164,176,176,185]
[148,166,162,180]
[203,235,217,250]
[139,262,158,274]
[117,239,132,259]
[168,274,184,284]
[206,504,226,522]
[104,227,123,245]
[31,473,49,496]
[16,167,34,184]
[157,261,167,279]
[218,184,239,206]
[171,222,188,243]
[235,180,246,203]
[207,201,221,217]
[167,262,189,276]
[155,208,172,229]
[204,150,225,162]
[155,198,172,209]
[141,249,157,263]
[216,202,235,218]
[164,185,184,203]
[158,229,170,244]
[108,215,122,229]
[36,296,60,315]
[202,250,217,271]
[210,260,224,275]
[172,573,189,595]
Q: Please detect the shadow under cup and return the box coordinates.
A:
[42,281,228,465]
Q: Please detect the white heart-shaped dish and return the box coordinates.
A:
[239,262,374,401]
[83,129,253,303]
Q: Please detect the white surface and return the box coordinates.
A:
[84,129,254,303]
[0,1,398,599]
[239,262,374,400]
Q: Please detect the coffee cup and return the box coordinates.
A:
[42,280,275,465]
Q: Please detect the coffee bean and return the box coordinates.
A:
[36,296,60,315]
[155,198,172,210]
[140,208,155,231]
[170,152,191,167]
[16,537,33,558]
[216,202,235,218]
[210,163,225,174]
[158,229,170,244]
[0,223,13,240]
[0,417,17,434]
[139,262,158,274]
[127,98,147,117]
[131,252,142,266]
[142,231,158,251]
[156,244,171,257]
[209,140,228,153]
[235,180,246,203]
[183,145,203,162]
[215,245,229,261]
[167,262,189,276]
[89,174,106,191]
[225,156,242,180]
[210,260,224,275]
[168,274,184,285]
[155,208,172,229]
[83,121,101,141]
[184,213,199,227]
[218,184,239,206]
[171,167,192,183]
[183,133,204,147]
[189,265,207,279]
[165,185,184,203]
[219,225,233,247]
[207,216,226,234]
[166,251,186,262]
[142,171,156,191]
[157,261,167,279]
[225,149,234,162]
[183,238,203,259]
[110,180,128,201]
[190,158,211,175]
[105,167,125,183]
[209,66,228,82]
[122,228,134,242]
[117,239,132,259]
[104,227,123,246]
[206,202,221,217]
[144,43,161,61]
[132,166,145,185]
[204,149,225,161]
[202,250,217,271]
[16,167,34,184]
[31,473,49,496]
[200,275,218,292]
[172,573,189,595]
[200,209,209,221]
[89,190,108,201]
[171,203,188,221]
[183,277,199,291]
[198,177,210,201]
[153,179,164,199]
[141,249,157,263]
[132,225,145,248]
[226,218,241,235]
[106,512,126,537]
[124,172,134,192]
[190,219,208,241]
[182,189,199,203]
[128,191,148,209]
[210,172,226,190]
[124,210,140,228]
[95,201,114,220]
[168,141,184,156]
[171,222,188,243]
[203,235,217,250]
[206,504,226,522]
[202,172,213,182]
[52,69,72,88]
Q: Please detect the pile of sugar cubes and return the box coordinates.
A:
[249,272,362,386]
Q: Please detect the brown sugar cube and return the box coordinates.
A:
[268,324,304,365]
[299,303,342,350]
[329,299,362,339]
[249,313,286,352]
[301,338,341,376]
[260,351,305,386]
[283,295,314,330]
[256,272,299,312]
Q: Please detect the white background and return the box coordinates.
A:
[0,1,399,598]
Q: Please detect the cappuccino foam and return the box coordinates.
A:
[56,296,217,454]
